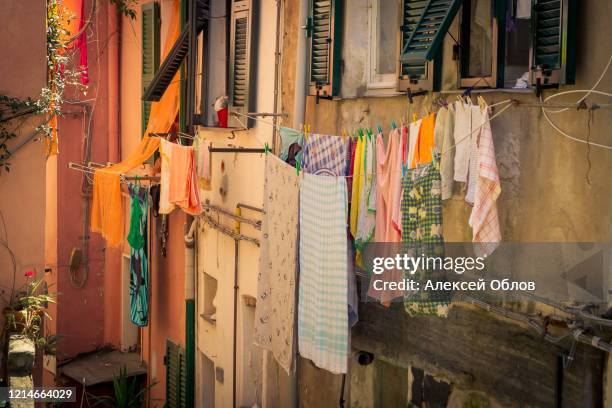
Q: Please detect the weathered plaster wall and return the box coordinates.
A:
[0,0,46,321]
[194,1,282,406]
[282,0,612,407]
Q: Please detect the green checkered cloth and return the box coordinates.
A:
[402,153,450,317]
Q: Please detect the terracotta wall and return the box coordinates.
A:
[117,2,186,405]
[0,1,46,317]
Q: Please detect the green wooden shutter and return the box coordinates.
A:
[398,0,442,92]
[141,2,160,136]
[229,0,254,128]
[400,0,462,63]
[143,26,190,102]
[530,0,577,86]
[308,0,343,97]
[165,340,187,408]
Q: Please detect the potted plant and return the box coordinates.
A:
[3,271,57,353]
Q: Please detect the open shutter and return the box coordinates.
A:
[398,0,441,92]
[165,341,187,408]
[400,0,462,63]
[308,0,343,97]
[141,2,160,136]
[228,0,254,128]
[186,0,211,130]
[530,0,577,87]
[143,25,190,102]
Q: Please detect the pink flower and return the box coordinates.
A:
[24,271,34,278]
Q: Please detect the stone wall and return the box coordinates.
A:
[279,0,612,406]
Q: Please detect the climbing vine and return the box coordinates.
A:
[0,0,137,173]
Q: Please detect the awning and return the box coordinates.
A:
[58,350,147,386]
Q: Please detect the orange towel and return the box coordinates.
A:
[411,112,436,168]
[90,1,181,247]
[91,137,161,247]
[168,143,202,215]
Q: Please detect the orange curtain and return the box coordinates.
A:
[90,1,181,247]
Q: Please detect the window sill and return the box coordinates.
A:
[200,313,217,326]
[441,88,535,95]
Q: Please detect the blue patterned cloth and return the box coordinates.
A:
[298,173,348,374]
[301,134,349,176]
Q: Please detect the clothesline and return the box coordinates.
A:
[236,99,513,179]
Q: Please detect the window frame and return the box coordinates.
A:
[367,0,399,90]
[458,0,502,89]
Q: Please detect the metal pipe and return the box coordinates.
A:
[232,236,239,408]
[184,217,197,408]
[293,0,309,129]
[244,112,287,117]
[107,0,120,162]
[236,202,264,214]
[272,0,283,153]
[203,201,262,230]
[208,147,266,153]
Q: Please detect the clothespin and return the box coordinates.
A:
[341,128,347,141]
[295,160,300,175]
[358,128,364,140]
[366,128,372,141]
[391,120,397,130]
[264,142,270,155]
[478,95,487,111]
[412,112,417,124]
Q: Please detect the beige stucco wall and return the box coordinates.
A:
[0,1,47,316]
[195,1,283,406]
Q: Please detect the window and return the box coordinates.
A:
[308,0,343,97]
[458,0,577,90]
[143,0,256,130]
[368,0,399,89]
[459,0,499,88]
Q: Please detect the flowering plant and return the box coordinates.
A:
[4,271,57,353]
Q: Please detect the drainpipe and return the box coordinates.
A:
[232,207,241,408]
[271,0,282,152]
[184,217,197,408]
[293,0,309,129]
[107,1,120,162]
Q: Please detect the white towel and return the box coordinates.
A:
[253,155,299,373]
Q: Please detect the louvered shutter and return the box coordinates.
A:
[229,0,254,128]
[308,0,343,97]
[398,0,441,92]
[143,26,190,102]
[141,2,160,136]
[400,0,462,63]
[186,0,211,130]
[530,0,577,86]
[165,341,187,408]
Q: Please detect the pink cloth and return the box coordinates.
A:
[391,126,408,235]
[468,109,501,257]
[77,0,89,85]
[369,129,404,304]
[168,143,202,215]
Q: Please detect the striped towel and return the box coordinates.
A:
[298,173,348,374]
[468,109,501,257]
[301,133,348,176]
